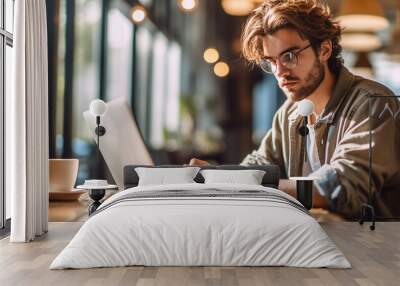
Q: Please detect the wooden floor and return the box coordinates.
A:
[1,222,399,286]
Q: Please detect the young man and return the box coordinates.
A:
[191,0,400,218]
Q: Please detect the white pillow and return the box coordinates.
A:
[135,167,200,186]
[200,169,266,185]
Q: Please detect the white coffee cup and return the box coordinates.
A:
[49,159,79,192]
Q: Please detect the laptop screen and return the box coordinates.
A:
[83,97,153,190]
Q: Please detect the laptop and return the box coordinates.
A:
[83,97,154,190]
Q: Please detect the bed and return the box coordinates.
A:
[50,165,350,269]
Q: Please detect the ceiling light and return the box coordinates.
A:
[354,52,372,68]
[385,10,400,60]
[340,33,381,52]
[179,0,197,12]
[203,48,220,64]
[351,52,374,79]
[336,0,389,32]
[214,61,230,77]
[387,28,400,55]
[131,5,146,24]
[221,0,255,16]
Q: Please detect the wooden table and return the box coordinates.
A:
[49,190,117,222]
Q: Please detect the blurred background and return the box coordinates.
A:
[45,0,400,184]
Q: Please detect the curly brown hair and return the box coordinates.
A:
[241,0,343,74]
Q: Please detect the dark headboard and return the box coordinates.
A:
[124,164,280,190]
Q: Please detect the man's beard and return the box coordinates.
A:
[284,59,325,102]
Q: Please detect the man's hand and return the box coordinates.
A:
[278,179,297,197]
[279,179,328,208]
[189,158,210,166]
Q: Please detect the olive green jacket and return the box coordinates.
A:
[242,66,400,218]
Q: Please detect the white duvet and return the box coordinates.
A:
[50,183,351,269]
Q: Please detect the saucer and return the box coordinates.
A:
[76,184,118,190]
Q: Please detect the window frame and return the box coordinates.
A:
[1,0,14,232]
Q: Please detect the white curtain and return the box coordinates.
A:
[6,0,49,242]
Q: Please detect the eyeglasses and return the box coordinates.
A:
[259,44,312,74]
